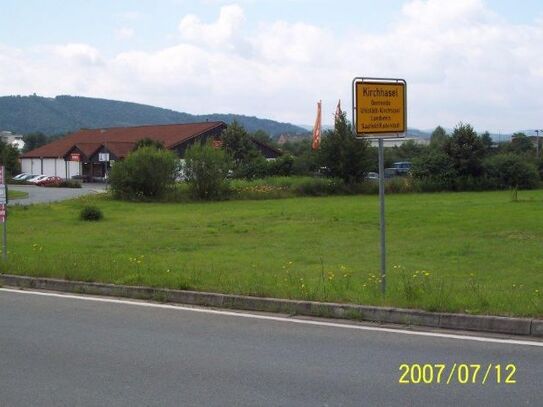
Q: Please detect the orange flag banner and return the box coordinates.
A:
[312,100,322,150]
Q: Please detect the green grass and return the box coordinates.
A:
[2,190,543,317]
[8,190,28,200]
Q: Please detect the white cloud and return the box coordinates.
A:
[118,10,143,22]
[178,4,245,49]
[0,0,542,132]
[115,27,135,40]
[53,43,102,65]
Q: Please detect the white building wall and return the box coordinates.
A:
[22,158,74,178]
[21,159,32,174]
[56,159,66,178]
[31,159,42,174]
[42,159,56,176]
[67,161,80,178]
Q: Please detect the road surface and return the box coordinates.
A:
[8,184,106,205]
[0,288,541,406]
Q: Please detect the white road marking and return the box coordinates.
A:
[1,287,542,347]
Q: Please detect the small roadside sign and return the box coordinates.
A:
[99,153,110,162]
[0,186,6,205]
[353,78,406,137]
[351,78,407,296]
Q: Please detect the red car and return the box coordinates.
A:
[36,176,63,187]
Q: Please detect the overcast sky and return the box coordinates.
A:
[1,0,542,132]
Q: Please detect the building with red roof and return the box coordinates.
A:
[21,122,282,181]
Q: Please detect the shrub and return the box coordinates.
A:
[183,142,232,200]
[268,154,295,177]
[454,175,497,191]
[483,153,540,189]
[58,180,82,188]
[109,146,179,200]
[411,150,458,191]
[385,176,416,194]
[80,206,103,221]
[294,178,337,196]
[234,156,270,180]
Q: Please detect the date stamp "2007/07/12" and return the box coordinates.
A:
[398,363,517,385]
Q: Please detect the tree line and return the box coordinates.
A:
[108,114,542,201]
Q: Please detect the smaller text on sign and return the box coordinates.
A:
[354,80,406,136]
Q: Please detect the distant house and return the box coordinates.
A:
[368,137,430,148]
[250,137,283,160]
[0,130,25,151]
[21,122,282,180]
[276,133,310,145]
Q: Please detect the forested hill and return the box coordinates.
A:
[0,95,307,137]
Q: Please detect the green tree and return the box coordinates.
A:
[0,141,21,176]
[318,112,371,184]
[281,139,312,157]
[221,121,262,169]
[430,126,448,149]
[444,123,485,177]
[183,142,232,200]
[507,133,535,155]
[480,131,494,153]
[23,132,48,153]
[109,147,179,200]
[251,130,273,144]
[133,138,165,151]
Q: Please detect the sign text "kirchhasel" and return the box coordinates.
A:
[362,88,399,98]
[355,81,405,135]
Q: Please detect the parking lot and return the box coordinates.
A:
[8,184,106,205]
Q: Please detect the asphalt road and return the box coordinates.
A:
[8,184,106,205]
[1,289,541,407]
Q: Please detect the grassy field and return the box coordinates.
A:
[8,190,28,200]
[2,190,542,317]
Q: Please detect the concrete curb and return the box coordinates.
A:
[1,273,541,338]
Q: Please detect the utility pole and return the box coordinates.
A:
[536,130,541,160]
[535,130,539,160]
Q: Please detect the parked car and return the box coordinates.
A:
[27,175,49,184]
[36,176,63,187]
[393,161,412,175]
[384,168,398,179]
[366,172,379,181]
[12,173,30,180]
[19,174,40,181]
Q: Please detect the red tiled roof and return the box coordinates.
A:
[106,142,136,159]
[72,143,103,159]
[22,122,226,158]
[250,137,283,156]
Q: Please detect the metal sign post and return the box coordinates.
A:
[352,77,407,295]
[378,138,386,294]
[99,152,110,188]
